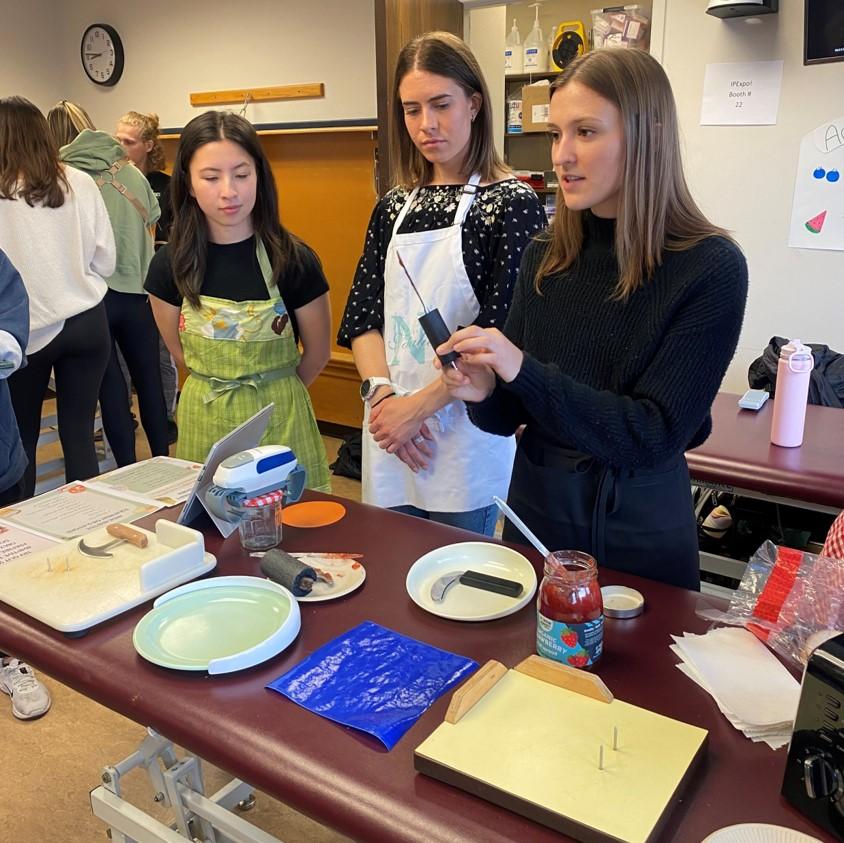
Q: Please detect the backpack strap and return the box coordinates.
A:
[95,159,150,225]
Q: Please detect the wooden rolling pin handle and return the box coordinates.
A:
[106,523,149,547]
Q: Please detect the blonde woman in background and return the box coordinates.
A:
[47,100,168,467]
[116,111,178,441]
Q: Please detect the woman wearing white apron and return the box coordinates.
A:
[338,32,545,533]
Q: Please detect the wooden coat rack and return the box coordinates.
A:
[189,83,324,107]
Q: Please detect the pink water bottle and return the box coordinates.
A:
[770,339,814,447]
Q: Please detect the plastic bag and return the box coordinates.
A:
[267,620,477,749]
[697,541,844,667]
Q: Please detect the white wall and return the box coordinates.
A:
[663,3,843,393]
[1,0,64,107]
[4,0,376,130]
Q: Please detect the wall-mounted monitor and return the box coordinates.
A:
[805,0,844,65]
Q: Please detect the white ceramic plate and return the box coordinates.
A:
[293,553,366,602]
[702,824,823,843]
[406,541,537,622]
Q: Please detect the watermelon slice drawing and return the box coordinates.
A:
[805,211,826,234]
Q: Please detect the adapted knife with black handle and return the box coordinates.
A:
[430,570,524,603]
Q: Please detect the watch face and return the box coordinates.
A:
[360,379,373,401]
[81,24,124,87]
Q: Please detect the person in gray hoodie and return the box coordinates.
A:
[48,101,168,466]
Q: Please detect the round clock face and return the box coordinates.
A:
[81,24,124,86]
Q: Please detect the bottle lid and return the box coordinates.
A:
[780,339,814,373]
[601,585,644,618]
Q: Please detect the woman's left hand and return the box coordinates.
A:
[369,393,428,454]
[438,326,524,383]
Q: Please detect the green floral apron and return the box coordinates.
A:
[176,240,330,492]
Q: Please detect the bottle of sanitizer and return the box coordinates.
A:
[505,19,523,75]
[524,3,548,73]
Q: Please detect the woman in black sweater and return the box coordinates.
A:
[438,49,748,590]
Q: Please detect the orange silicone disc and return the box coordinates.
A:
[281,501,347,528]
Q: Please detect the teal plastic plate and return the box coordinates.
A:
[133,576,301,674]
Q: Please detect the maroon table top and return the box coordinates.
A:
[686,393,844,510]
[0,493,833,843]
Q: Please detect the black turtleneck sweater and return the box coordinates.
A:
[468,213,748,469]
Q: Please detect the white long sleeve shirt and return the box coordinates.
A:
[0,165,116,354]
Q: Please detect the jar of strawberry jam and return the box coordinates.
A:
[536,550,603,668]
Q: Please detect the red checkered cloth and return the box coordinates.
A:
[243,489,286,508]
[823,511,844,561]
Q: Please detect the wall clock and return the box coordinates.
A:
[81,23,124,87]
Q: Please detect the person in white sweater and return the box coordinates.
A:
[0,96,116,500]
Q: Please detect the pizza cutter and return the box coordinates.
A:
[78,524,148,558]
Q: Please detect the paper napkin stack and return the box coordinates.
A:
[671,627,801,750]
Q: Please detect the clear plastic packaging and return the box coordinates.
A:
[698,540,844,668]
[591,4,650,51]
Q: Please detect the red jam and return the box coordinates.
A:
[536,550,603,668]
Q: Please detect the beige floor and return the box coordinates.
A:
[4,420,359,842]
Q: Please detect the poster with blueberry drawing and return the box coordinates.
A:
[789,115,844,251]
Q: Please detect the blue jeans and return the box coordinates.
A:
[389,503,498,537]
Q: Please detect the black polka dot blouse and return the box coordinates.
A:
[337,178,547,348]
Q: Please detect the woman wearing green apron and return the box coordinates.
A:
[145,111,330,492]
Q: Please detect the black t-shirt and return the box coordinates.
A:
[146,170,172,249]
[144,235,329,342]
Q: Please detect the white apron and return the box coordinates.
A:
[362,174,516,511]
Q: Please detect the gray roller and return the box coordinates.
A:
[260,549,317,596]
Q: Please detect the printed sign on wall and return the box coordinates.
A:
[700,60,783,126]
[789,116,844,252]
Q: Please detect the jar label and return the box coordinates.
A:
[536,610,603,668]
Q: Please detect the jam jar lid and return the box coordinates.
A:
[600,585,644,618]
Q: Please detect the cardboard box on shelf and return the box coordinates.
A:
[521,82,550,133]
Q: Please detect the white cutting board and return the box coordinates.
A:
[0,519,215,633]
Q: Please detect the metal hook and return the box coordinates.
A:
[239,92,253,118]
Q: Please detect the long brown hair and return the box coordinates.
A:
[390,31,507,188]
[169,111,302,309]
[119,110,166,172]
[537,49,731,298]
[46,100,96,148]
[0,96,68,208]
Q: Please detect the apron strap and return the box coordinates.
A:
[95,159,150,225]
[391,172,483,236]
[255,238,279,297]
[453,172,482,226]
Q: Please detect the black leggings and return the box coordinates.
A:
[99,290,169,466]
[8,302,110,500]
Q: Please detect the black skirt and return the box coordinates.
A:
[505,430,700,590]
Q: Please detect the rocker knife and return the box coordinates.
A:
[430,570,524,603]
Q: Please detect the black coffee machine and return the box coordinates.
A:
[782,632,844,839]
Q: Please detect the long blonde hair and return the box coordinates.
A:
[119,110,166,172]
[537,49,730,298]
[46,100,96,148]
[390,31,507,188]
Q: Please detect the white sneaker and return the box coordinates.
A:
[0,659,52,719]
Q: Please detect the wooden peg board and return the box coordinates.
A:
[415,664,707,843]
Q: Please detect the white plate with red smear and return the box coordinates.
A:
[286,552,366,602]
